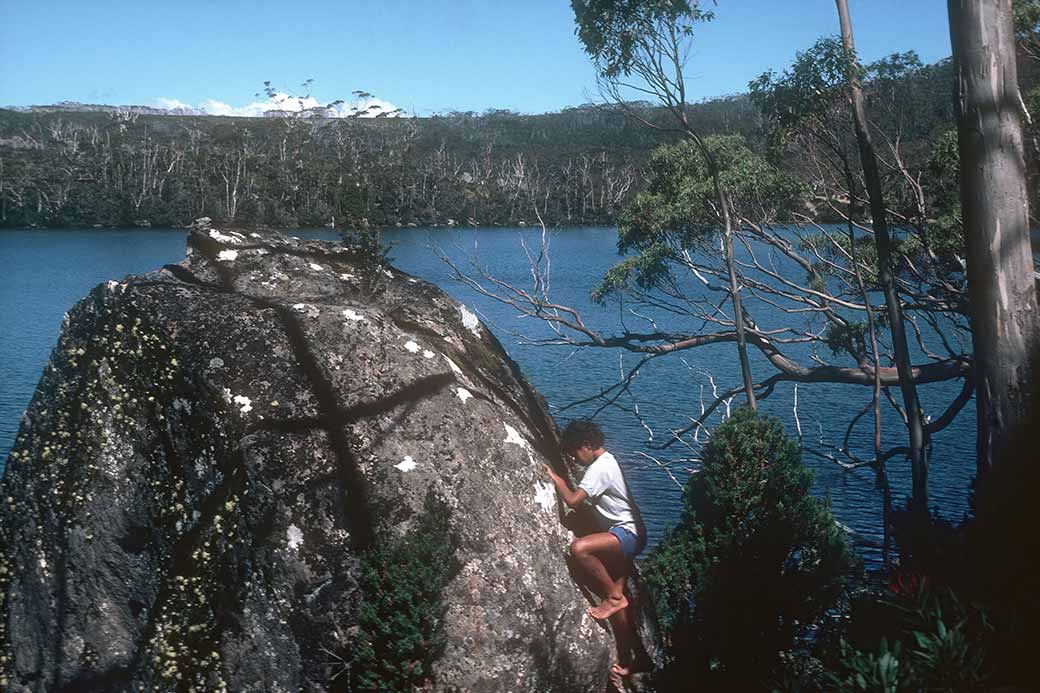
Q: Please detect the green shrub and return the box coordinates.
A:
[349,495,460,691]
[817,579,993,692]
[642,407,853,688]
[825,638,910,692]
[337,226,394,290]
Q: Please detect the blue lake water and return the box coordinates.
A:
[0,227,977,565]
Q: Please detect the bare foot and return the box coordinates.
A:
[588,594,628,620]
[611,662,632,677]
[611,657,651,677]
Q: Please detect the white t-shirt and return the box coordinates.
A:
[578,451,638,535]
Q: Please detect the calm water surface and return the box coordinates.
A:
[0,227,977,565]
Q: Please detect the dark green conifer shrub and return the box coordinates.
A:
[338,226,393,276]
[349,495,460,691]
[642,407,852,688]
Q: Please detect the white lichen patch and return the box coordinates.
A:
[459,304,481,337]
[503,423,529,449]
[209,229,243,245]
[404,341,421,353]
[232,395,253,414]
[217,249,239,262]
[250,232,261,238]
[292,303,308,312]
[395,456,417,472]
[342,309,366,322]
[309,263,324,271]
[208,357,225,369]
[534,482,556,512]
[287,524,304,551]
[422,349,435,359]
[456,388,473,403]
[339,273,356,281]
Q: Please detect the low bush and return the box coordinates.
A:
[348,494,460,691]
[642,407,853,689]
[819,581,993,692]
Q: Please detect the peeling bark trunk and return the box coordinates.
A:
[948,0,1040,471]
[836,0,929,510]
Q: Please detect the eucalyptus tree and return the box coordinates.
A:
[948,0,1040,471]
[572,0,758,410]
[748,22,981,516]
[832,0,930,513]
[445,134,972,478]
[562,1,974,520]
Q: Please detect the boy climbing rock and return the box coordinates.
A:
[544,419,648,676]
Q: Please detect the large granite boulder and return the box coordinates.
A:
[0,220,656,691]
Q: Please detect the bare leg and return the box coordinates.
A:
[610,600,635,673]
[570,533,629,620]
[609,594,651,676]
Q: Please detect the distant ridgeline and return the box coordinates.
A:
[0,54,1033,230]
[0,104,677,229]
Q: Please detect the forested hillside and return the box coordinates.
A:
[0,52,1034,230]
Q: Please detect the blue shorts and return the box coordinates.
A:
[609,526,640,559]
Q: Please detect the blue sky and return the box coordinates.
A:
[0,0,953,116]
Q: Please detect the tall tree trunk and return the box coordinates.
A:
[688,133,757,411]
[720,188,758,412]
[836,0,929,510]
[948,0,1040,472]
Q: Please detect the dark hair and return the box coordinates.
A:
[560,419,605,453]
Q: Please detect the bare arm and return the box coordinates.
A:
[544,464,589,509]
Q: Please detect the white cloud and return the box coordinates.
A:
[154,97,193,110]
[152,92,406,118]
